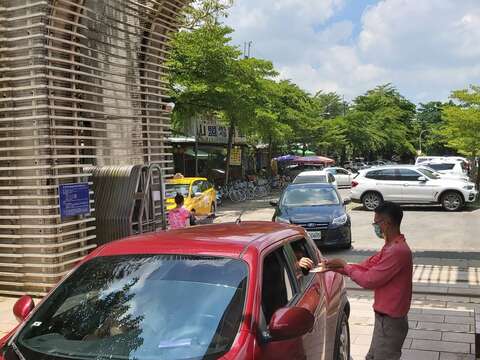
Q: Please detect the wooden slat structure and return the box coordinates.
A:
[0,0,186,295]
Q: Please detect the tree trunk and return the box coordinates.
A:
[475,154,480,190]
[268,135,273,176]
[225,120,235,185]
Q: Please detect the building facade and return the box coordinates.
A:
[0,0,186,295]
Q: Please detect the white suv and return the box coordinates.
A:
[350,166,477,211]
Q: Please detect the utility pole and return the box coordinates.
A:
[419,129,428,155]
[244,41,252,58]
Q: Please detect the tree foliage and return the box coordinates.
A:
[441,86,480,157]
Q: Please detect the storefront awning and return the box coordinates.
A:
[184,148,209,159]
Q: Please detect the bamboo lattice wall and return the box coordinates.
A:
[0,0,185,295]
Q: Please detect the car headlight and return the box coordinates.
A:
[275,217,290,224]
[332,213,348,226]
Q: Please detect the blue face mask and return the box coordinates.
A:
[373,223,384,239]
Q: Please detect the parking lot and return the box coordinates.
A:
[212,190,480,359]
[214,189,480,254]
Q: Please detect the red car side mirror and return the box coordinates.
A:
[13,295,35,322]
[268,306,315,341]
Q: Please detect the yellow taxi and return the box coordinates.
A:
[165,175,217,216]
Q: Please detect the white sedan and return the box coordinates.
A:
[325,167,354,188]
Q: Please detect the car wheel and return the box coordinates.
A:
[333,310,350,360]
[362,191,382,211]
[441,191,464,211]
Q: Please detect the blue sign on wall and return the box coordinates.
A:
[59,183,91,219]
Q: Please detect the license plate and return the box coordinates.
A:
[308,231,322,240]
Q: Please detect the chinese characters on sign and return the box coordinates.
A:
[230,147,242,166]
[59,183,91,220]
[196,119,246,144]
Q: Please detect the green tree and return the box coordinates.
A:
[343,84,416,161]
[182,0,234,29]
[167,24,276,183]
[416,101,454,155]
[441,85,480,186]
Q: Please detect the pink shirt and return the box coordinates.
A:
[342,235,413,318]
[168,207,190,229]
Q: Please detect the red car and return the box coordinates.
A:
[0,222,350,360]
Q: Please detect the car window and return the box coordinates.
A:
[328,168,337,175]
[337,169,349,175]
[417,168,440,179]
[428,163,455,171]
[365,170,381,180]
[398,169,422,181]
[282,187,340,206]
[191,181,201,195]
[378,169,398,180]
[293,175,327,184]
[262,248,297,323]
[16,255,248,360]
[165,183,190,198]
[288,239,316,290]
[199,181,209,192]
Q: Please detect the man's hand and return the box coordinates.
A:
[324,258,347,270]
[298,257,314,270]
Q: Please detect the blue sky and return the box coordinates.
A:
[225,0,480,104]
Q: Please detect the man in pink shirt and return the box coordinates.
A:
[324,201,412,360]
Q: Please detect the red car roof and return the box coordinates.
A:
[91,222,304,259]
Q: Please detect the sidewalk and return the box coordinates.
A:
[349,291,477,360]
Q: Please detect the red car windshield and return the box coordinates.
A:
[12,255,248,360]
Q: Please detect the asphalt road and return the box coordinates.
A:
[213,188,480,254]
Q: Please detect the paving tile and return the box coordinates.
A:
[423,309,472,317]
[401,349,439,360]
[409,314,445,323]
[403,338,413,349]
[441,332,475,343]
[445,316,475,325]
[439,353,475,360]
[416,322,471,332]
[406,329,442,341]
[411,340,470,354]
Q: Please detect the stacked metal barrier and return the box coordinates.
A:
[0,0,186,295]
[88,164,166,246]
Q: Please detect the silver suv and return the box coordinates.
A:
[350,165,477,211]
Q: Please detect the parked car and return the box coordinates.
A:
[343,161,369,173]
[350,165,478,211]
[415,156,469,165]
[271,183,352,248]
[285,164,324,178]
[292,170,338,188]
[0,223,350,360]
[165,176,216,216]
[418,165,469,182]
[324,167,354,188]
[416,156,471,173]
[422,161,468,178]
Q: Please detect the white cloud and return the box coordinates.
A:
[225,0,480,103]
